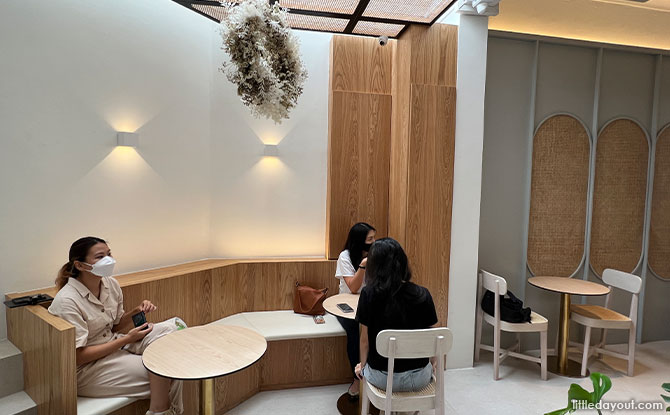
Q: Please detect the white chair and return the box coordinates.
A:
[474,270,548,380]
[571,268,641,376]
[361,327,452,415]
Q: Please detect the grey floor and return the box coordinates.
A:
[226,341,670,415]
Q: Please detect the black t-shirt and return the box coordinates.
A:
[356,282,438,373]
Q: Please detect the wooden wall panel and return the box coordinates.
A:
[260,338,351,390]
[590,119,649,276]
[326,35,394,259]
[326,90,392,259]
[404,84,456,326]
[408,24,458,87]
[527,115,590,277]
[211,261,338,320]
[121,270,212,328]
[6,305,77,415]
[649,126,670,279]
[389,24,458,325]
[331,35,394,94]
[216,365,260,414]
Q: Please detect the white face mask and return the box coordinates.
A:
[84,256,116,278]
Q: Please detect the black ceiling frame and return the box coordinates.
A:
[173,0,457,39]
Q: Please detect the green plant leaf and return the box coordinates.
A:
[661,394,670,403]
[544,408,573,415]
[590,372,612,403]
[568,383,593,404]
[663,383,670,393]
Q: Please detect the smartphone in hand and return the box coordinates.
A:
[132,311,147,328]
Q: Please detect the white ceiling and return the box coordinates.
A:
[489,0,670,51]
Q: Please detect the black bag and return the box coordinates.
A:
[481,289,531,323]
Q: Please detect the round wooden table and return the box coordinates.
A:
[323,293,360,320]
[142,325,267,415]
[528,276,610,377]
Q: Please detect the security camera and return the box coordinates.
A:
[378,36,388,46]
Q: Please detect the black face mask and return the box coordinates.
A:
[363,243,372,252]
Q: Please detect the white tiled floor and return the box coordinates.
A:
[226,341,670,414]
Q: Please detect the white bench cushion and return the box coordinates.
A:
[211,310,346,341]
[77,396,138,415]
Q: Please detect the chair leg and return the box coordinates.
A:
[516,332,521,352]
[627,326,636,377]
[597,328,608,358]
[540,330,547,381]
[493,325,500,380]
[581,326,591,377]
[361,381,369,415]
[474,310,483,362]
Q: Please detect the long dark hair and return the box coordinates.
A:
[56,236,107,290]
[365,238,412,297]
[343,222,376,271]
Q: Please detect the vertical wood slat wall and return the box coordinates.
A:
[391,24,458,325]
[326,25,457,323]
[326,36,394,259]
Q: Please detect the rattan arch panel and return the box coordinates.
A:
[527,114,591,277]
[590,118,649,277]
[648,125,670,280]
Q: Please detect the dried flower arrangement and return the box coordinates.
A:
[220,0,308,123]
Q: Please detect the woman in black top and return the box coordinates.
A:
[354,238,438,392]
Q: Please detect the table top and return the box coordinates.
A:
[323,293,360,320]
[528,276,610,296]
[142,325,267,380]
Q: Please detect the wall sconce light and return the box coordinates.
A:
[263,144,279,157]
[117,132,140,147]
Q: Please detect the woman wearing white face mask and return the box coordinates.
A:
[49,236,184,415]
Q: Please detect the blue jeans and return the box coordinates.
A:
[362,362,433,392]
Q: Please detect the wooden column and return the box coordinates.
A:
[389,25,458,324]
[326,36,395,259]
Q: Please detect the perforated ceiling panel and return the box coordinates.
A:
[363,0,452,23]
[174,0,456,38]
[286,14,350,32]
[279,0,360,14]
[353,21,404,37]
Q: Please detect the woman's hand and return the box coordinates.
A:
[359,258,367,268]
[137,300,157,314]
[354,362,363,379]
[124,323,153,344]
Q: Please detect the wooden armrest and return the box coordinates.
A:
[6,304,77,415]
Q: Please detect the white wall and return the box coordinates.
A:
[209,30,332,258]
[447,15,489,369]
[0,0,215,339]
[0,1,337,340]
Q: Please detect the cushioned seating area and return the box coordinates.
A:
[211,310,346,341]
[77,396,138,415]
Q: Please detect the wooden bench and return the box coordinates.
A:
[5,258,350,415]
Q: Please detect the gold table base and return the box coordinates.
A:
[200,378,214,415]
[546,356,589,378]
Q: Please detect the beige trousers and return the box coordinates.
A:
[77,318,184,414]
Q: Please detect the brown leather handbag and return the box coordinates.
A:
[293,282,328,315]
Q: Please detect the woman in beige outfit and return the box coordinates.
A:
[49,236,183,415]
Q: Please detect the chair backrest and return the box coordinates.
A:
[376,327,453,360]
[480,270,508,295]
[603,269,642,294]
[375,328,452,413]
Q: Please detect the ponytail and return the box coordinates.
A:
[56,261,77,290]
[56,236,107,290]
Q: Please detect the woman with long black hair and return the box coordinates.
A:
[354,237,438,392]
[335,222,376,398]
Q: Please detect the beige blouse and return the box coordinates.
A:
[49,276,125,348]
